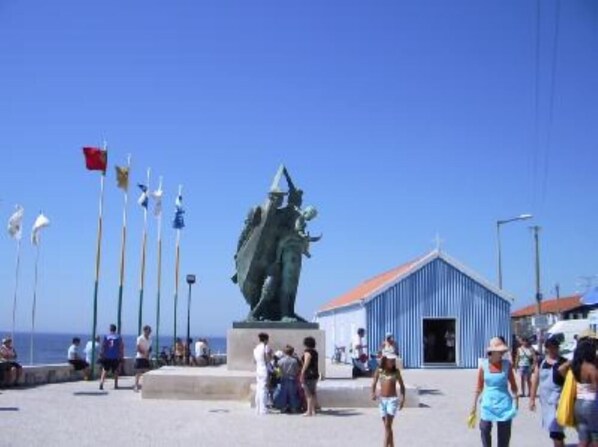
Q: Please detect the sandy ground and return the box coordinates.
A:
[0,368,579,447]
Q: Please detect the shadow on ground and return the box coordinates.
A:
[418,388,443,396]
[73,391,108,396]
[0,407,19,411]
[317,409,362,417]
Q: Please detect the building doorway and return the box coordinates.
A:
[423,318,457,365]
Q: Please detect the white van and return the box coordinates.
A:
[545,319,590,359]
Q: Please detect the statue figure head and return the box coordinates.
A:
[268,189,286,208]
[303,205,318,221]
[288,188,303,208]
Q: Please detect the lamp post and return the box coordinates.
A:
[496,214,533,289]
[185,274,196,366]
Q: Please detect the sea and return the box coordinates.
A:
[2,332,227,365]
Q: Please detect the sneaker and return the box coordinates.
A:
[99,383,104,391]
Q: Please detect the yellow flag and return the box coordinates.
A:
[115,166,129,191]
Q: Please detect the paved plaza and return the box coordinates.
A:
[0,368,579,447]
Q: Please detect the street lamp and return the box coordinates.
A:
[185,274,196,366]
[496,214,533,289]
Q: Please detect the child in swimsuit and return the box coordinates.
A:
[371,354,406,447]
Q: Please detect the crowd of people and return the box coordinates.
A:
[252,332,321,416]
[0,323,215,391]
[3,321,596,446]
[472,331,598,447]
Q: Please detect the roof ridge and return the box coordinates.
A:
[317,252,431,312]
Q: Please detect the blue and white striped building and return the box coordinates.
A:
[316,250,512,368]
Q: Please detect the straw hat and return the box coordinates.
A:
[487,337,509,353]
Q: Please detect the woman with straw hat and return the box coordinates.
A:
[471,337,519,447]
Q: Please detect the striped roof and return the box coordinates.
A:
[318,250,512,314]
[511,295,583,318]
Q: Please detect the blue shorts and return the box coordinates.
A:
[518,366,531,378]
[379,397,399,418]
[575,399,598,443]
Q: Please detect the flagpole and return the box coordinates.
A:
[116,154,131,334]
[173,184,182,351]
[29,242,40,365]
[11,238,22,341]
[90,153,106,379]
[155,176,163,362]
[138,168,151,335]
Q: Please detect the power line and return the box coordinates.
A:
[531,0,541,212]
[540,0,561,209]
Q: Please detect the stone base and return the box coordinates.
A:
[227,326,326,378]
[142,366,254,400]
[248,379,420,408]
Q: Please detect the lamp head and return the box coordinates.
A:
[186,274,196,285]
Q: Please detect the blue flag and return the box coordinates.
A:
[138,184,149,208]
[172,193,185,230]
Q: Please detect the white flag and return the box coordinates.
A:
[7,205,24,240]
[151,185,163,217]
[31,213,50,246]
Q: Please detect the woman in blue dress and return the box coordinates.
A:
[529,336,567,447]
[471,337,519,447]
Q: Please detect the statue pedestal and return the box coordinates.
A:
[227,323,326,378]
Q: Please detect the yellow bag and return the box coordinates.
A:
[556,370,577,427]
[467,411,477,429]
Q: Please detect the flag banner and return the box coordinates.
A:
[82,147,108,172]
[7,205,24,240]
[31,213,50,246]
[115,166,130,191]
[172,193,185,230]
[138,184,149,208]
[151,185,163,217]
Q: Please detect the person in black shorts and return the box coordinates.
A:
[0,337,23,387]
[67,337,90,379]
[134,325,152,392]
[99,324,124,390]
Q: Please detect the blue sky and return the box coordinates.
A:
[1,0,597,337]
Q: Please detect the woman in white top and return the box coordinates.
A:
[253,332,272,415]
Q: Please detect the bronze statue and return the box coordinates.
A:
[232,166,321,322]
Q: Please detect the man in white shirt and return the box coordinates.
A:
[67,337,90,379]
[195,338,210,365]
[84,336,101,366]
[134,325,152,392]
[351,328,368,378]
[253,332,272,415]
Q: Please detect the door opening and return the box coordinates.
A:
[423,318,456,364]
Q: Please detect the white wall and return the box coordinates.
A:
[316,305,366,361]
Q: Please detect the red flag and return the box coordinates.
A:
[82,147,108,172]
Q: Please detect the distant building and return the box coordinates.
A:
[511,294,598,336]
[315,250,512,369]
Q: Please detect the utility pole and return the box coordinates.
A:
[531,225,543,354]
[532,226,543,314]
